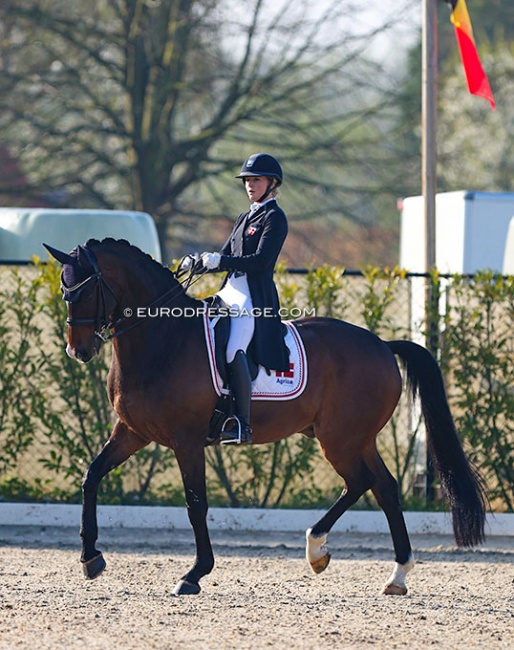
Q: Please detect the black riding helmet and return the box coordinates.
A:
[236,153,283,202]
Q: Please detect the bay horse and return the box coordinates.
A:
[44,238,487,596]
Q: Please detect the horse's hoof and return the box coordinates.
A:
[310,551,331,575]
[382,582,408,596]
[172,579,201,596]
[306,528,331,575]
[381,557,414,595]
[82,553,106,580]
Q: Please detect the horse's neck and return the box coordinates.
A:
[114,261,177,309]
[110,287,203,376]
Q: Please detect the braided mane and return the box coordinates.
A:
[85,238,174,286]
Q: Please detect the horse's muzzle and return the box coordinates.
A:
[66,343,98,363]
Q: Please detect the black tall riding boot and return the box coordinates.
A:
[220,349,252,445]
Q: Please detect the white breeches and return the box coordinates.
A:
[216,273,255,363]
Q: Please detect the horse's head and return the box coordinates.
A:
[44,243,118,363]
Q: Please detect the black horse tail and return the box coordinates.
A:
[387,340,487,547]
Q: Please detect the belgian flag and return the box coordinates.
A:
[447,0,495,109]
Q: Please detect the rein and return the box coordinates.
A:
[64,250,207,342]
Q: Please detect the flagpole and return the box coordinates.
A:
[422,0,437,273]
[422,0,438,504]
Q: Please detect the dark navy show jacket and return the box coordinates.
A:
[218,199,290,372]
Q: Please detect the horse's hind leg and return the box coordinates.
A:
[367,449,415,595]
[81,420,147,579]
[306,459,376,574]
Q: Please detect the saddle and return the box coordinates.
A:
[205,294,259,386]
[203,297,307,445]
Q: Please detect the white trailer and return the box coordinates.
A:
[0,208,161,263]
[400,190,514,274]
[399,190,514,342]
[501,216,514,274]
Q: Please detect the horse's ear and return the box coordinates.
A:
[76,245,91,261]
[76,244,96,272]
[43,243,75,265]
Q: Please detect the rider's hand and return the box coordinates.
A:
[201,251,221,270]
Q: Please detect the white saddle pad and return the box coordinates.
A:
[203,311,308,401]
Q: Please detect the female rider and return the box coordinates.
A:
[201,153,290,445]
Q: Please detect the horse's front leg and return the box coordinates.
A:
[81,420,147,579]
[172,443,214,596]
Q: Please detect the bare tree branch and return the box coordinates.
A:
[0,0,415,261]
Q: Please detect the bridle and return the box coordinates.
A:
[62,248,206,342]
[62,246,119,341]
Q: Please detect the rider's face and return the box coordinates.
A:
[244,176,273,203]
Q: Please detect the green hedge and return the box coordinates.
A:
[439,271,514,511]
[0,262,512,512]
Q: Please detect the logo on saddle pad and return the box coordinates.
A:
[203,310,308,401]
[275,363,295,385]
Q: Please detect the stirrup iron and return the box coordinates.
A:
[220,416,251,445]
